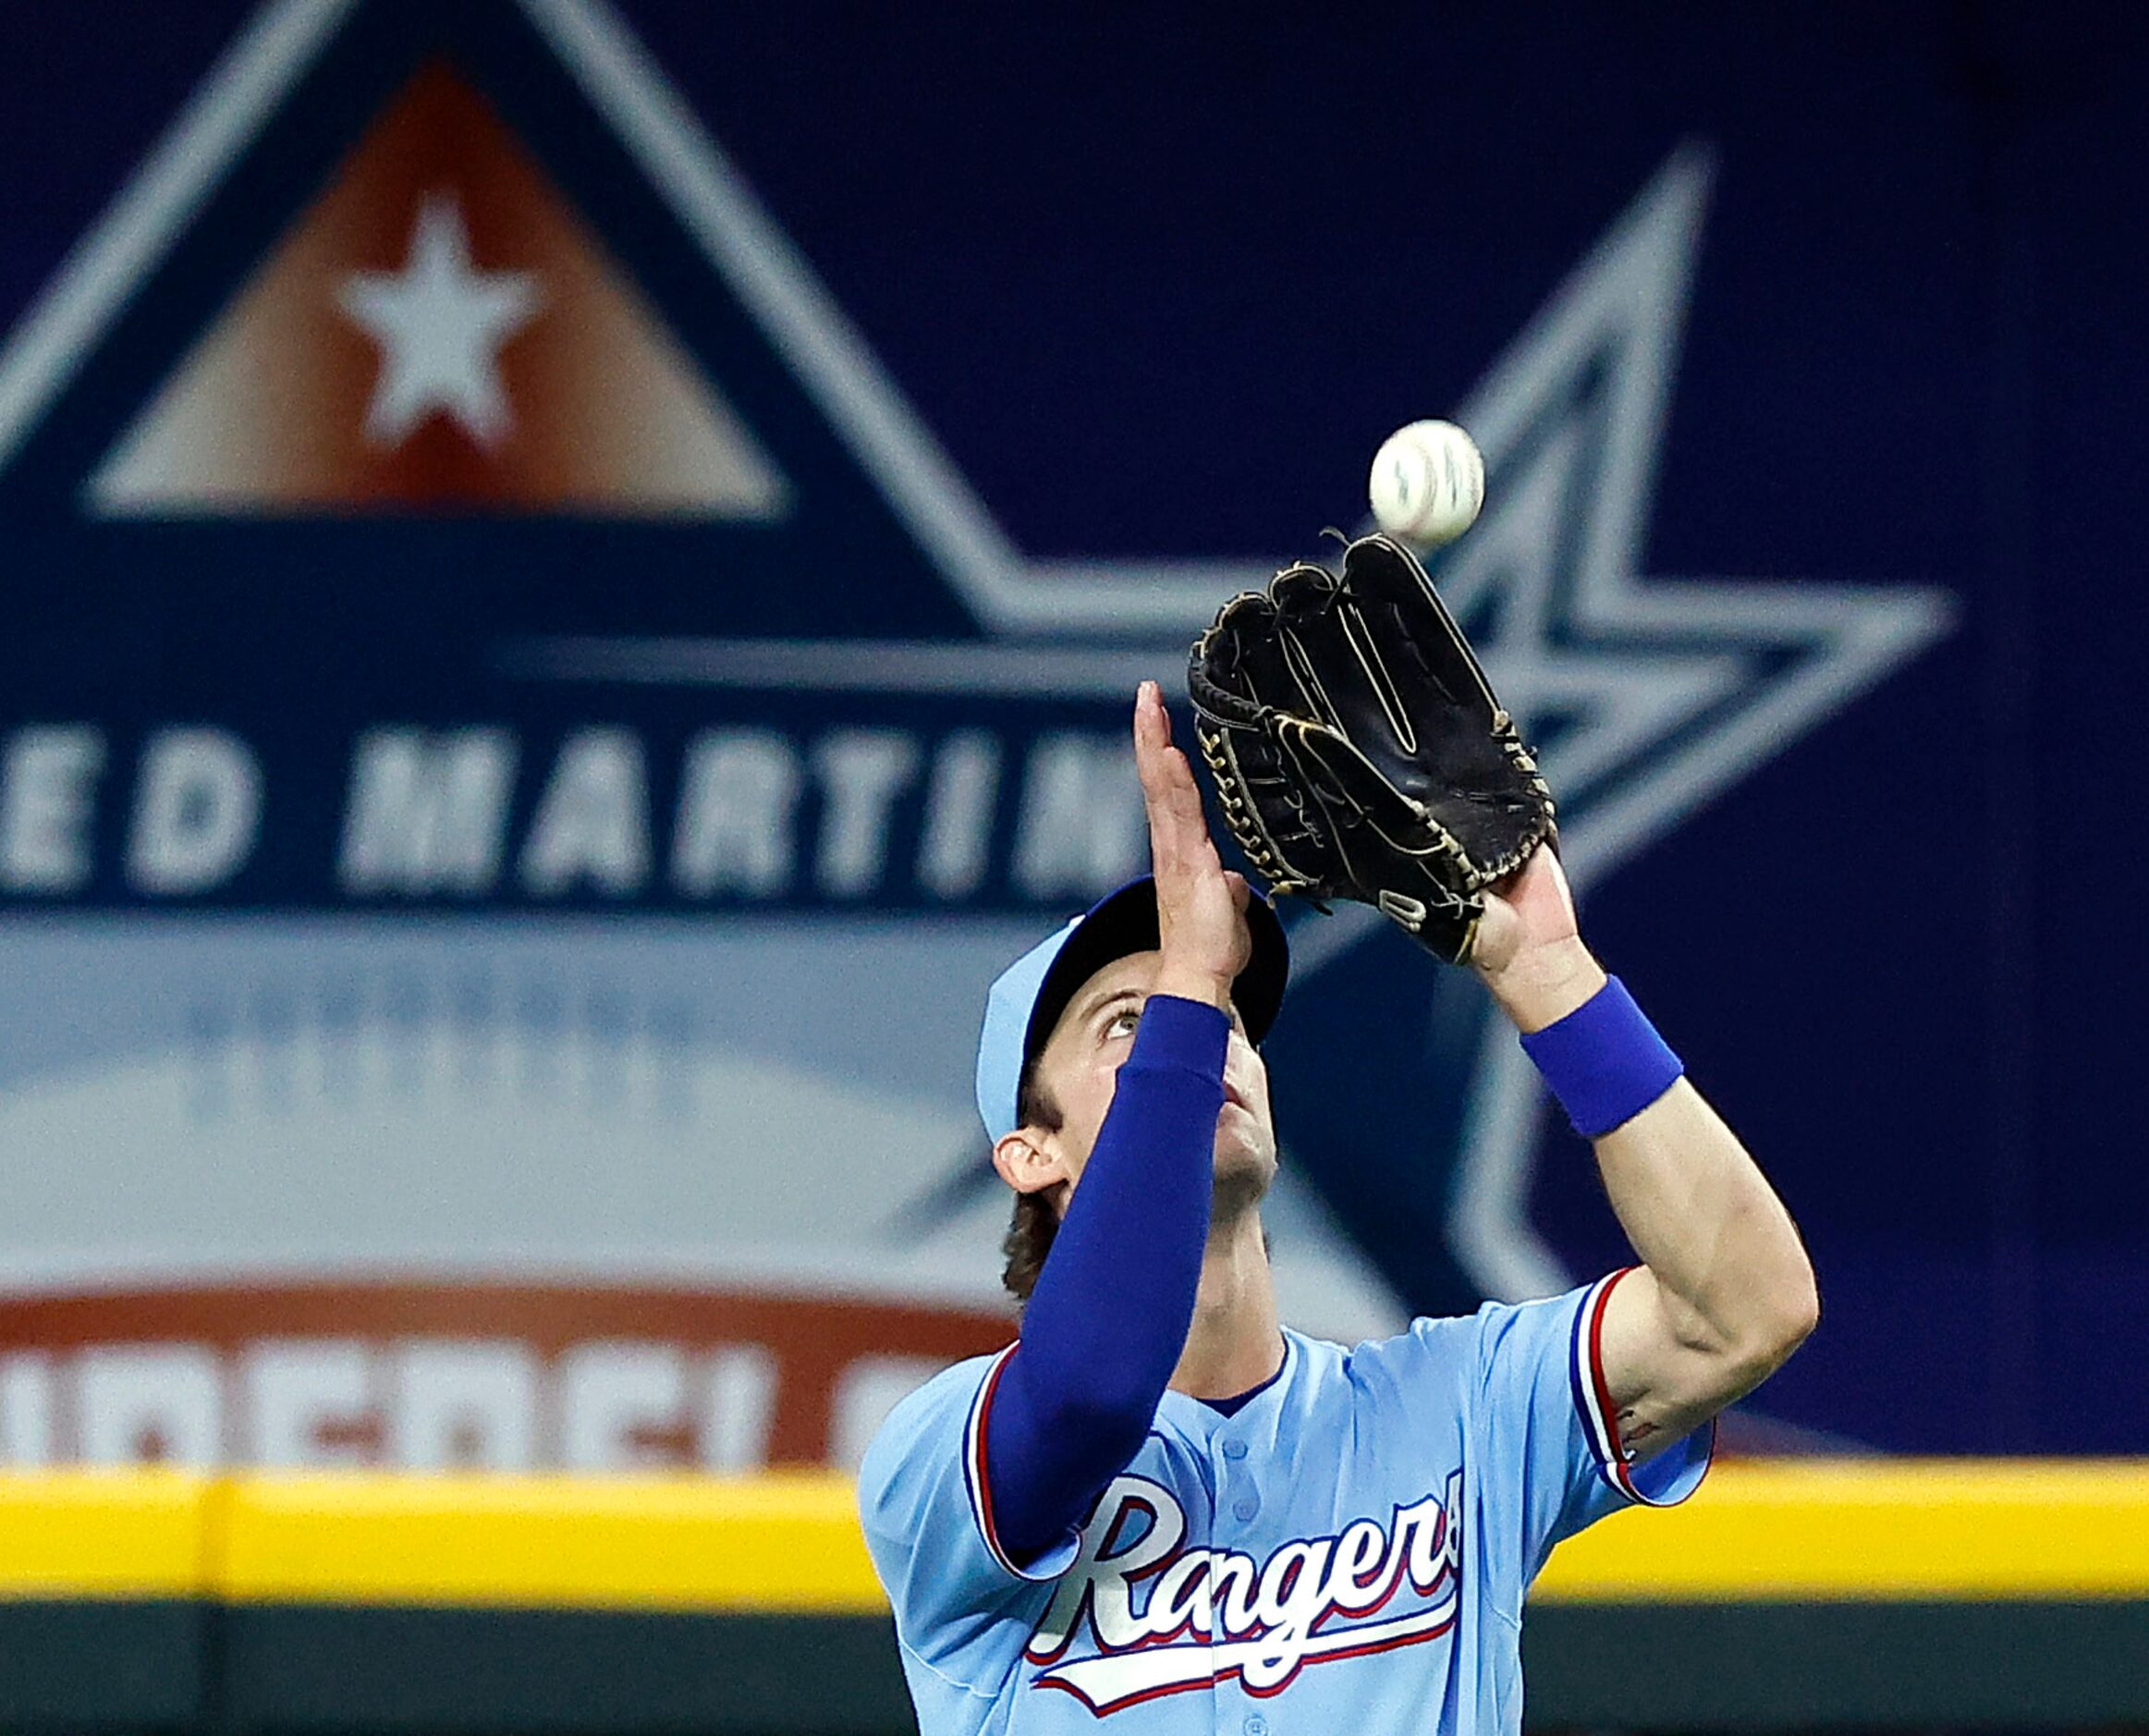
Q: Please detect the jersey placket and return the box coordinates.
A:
[1209,1421,1270,1736]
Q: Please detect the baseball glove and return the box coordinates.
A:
[1186,532,1553,964]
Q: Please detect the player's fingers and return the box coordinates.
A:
[1146,776,1207,886]
[1156,764,1222,882]
[1136,715,1191,884]
[1488,838,1549,896]
[1466,891,1521,973]
[1132,681,1165,774]
[1135,687,1214,864]
[1133,685,1189,807]
[1134,689,1185,845]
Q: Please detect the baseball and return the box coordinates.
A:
[1369,420,1484,545]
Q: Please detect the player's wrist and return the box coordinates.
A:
[1478,936,1606,1033]
[1151,958,1236,1012]
[1518,974,1686,1139]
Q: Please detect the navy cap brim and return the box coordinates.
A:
[1020,877,1289,1076]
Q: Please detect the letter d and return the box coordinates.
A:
[128,728,262,895]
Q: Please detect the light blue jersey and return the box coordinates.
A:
[859,1268,1710,1734]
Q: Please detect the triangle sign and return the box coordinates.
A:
[88,61,789,520]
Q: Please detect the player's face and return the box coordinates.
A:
[1020,949,1278,1214]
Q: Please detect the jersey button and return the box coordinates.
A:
[1223,1438,1249,1461]
[1233,1496,1258,1522]
[1244,1715,1270,1736]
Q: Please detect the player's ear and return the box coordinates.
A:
[993,1127,1068,1196]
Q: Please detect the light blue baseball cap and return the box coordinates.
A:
[973,875,1289,1144]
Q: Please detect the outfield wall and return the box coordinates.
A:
[0,1463,2141,1730]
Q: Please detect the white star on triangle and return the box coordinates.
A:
[336,192,542,449]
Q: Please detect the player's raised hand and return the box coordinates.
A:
[1133,680,1252,1009]
[1470,844,1607,1030]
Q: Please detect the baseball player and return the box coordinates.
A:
[860,680,1817,1733]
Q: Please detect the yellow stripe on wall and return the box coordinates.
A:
[0,1461,2142,1611]
[1533,1460,2149,1602]
[214,1471,887,1612]
[0,1471,209,1599]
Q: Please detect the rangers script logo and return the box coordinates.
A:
[1024,1471,1464,1714]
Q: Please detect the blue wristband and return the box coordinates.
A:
[1518,975,1684,1138]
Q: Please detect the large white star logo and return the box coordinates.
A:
[336,192,542,448]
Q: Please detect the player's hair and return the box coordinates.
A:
[999,1064,1064,1304]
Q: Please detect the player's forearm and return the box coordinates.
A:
[1017,1001,1224,1415]
[985,996,1226,1562]
[1591,1081,1817,1382]
[1483,941,1816,1388]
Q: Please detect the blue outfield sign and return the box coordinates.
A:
[0,0,1955,1467]
[0,0,1141,918]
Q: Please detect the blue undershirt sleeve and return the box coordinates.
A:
[980,995,1227,1571]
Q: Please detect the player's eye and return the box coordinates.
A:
[1103,1006,1142,1039]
